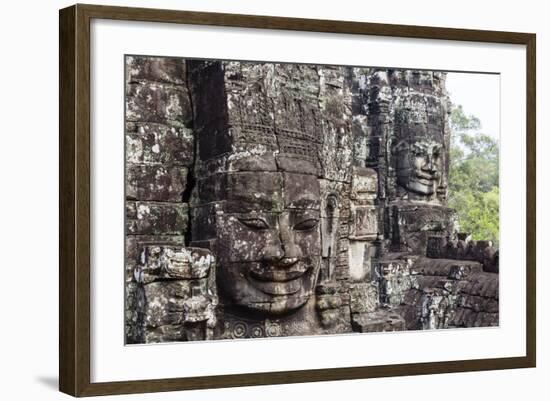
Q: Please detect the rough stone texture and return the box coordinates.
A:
[124,57,499,343]
[132,245,218,343]
[426,236,499,273]
[389,204,457,255]
[126,165,187,202]
[126,123,194,167]
[127,56,187,85]
[386,255,498,330]
[126,201,188,235]
[124,57,196,342]
[349,282,379,313]
[351,310,406,333]
[126,82,192,126]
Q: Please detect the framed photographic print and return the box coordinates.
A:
[59,3,536,397]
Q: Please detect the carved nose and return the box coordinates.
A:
[262,244,284,262]
[277,215,303,260]
[423,157,436,173]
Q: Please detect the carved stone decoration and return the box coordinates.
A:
[389,204,457,255]
[349,282,379,314]
[124,56,499,343]
[133,245,217,343]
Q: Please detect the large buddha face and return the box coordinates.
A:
[214,167,322,315]
[395,139,443,196]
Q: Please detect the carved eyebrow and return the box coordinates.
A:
[228,195,283,213]
[285,196,321,210]
[412,142,442,151]
[233,191,275,203]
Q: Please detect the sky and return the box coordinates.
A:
[445,72,500,140]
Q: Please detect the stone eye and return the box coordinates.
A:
[238,218,269,230]
[294,218,319,231]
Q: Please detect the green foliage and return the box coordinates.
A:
[448,104,499,246]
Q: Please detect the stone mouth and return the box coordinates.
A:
[248,261,309,282]
[248,262,310,295]
[414,173,437,183]
[248,276,305,296]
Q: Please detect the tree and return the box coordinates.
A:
[448,104,499,246]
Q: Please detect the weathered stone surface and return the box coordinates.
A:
[348,241,378,282]
[351,310,406,333]
[127,56,186,84]
[126,164,187,202]
[389,204,457,254]
[131,245,218,343]
[411,257,483,278]
[136,245,215,282]
[124,57,499,343]
[315,284,352,332]
[125,281,140,343]
[377,258,417,307]
[426,236,499,273]
[350,166,378,202]
[126,123,194,166]
[349,205,378,239]
[126,82,192,125]
[126,201,188,235]
[420,287,456,330]
[349,282,379,313]
[125,235,185,272]
[397,260,499,330]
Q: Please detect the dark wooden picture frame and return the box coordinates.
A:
[59,3,536,397]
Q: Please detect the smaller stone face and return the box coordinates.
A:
[395,139,444,197]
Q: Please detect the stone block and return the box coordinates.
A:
[377,258,416,307]
[126,82,192,125]
[349,282,379,313]
[136,245,215,282]
[126,201,188,235]
[350,166,378,201]
[351,310,406,333]
[390,205,457,254]
[126,164,187,202]
[126,123,194,166]
[127,56,186,84]
[349,205,378,239]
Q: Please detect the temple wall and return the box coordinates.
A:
[124,57,499,343]
[124,56,195,342]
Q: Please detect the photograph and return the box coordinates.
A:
[124,56,500,343]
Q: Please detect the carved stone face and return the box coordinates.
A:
[215,169,322,315]
[396,139,443,196]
